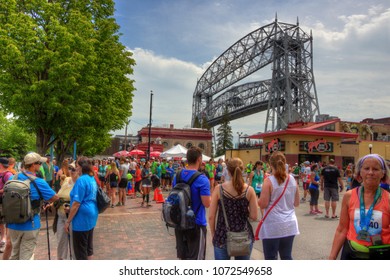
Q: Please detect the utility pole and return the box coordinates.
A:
[147,90,153,161]
[124,119,130,151]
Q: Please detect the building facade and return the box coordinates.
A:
[137,124,213,156]
[227,117,390,168]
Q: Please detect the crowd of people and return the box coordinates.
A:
[0,149,389,260]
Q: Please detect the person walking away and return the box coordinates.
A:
[308,164,322,215]
[64,157,98,260]
[209,158,258,260]
[0,158,13,257]
[52,161,78,259]
[165,160,174,191]
[320,159,344,219]
[141,161,152,207]
[258,151,300,260]
[173,146,211,260]
[118,157,129,206]
[329,154,390,259]
[105,162,119,208]
[134,163,143,197]
[7,153,59,260]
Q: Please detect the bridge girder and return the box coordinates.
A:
[192,19,320,131]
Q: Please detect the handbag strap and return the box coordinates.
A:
[255,175,290,239]
[219,185,248,232]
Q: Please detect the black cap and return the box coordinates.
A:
[0,157,9,167]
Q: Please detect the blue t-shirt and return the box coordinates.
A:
[7,172,56,231]
[309,174,320,189]
[70,174,98,231]
[173,169,210,226]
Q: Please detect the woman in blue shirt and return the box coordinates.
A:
[65,157,98,260]
[309,164,322,215]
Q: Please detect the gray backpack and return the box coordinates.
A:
[1,172,42,224]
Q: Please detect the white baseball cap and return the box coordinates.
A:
[24,152,47,165]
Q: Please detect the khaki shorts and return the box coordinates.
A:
[9,228,40,260]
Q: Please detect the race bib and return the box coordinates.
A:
[353,209,383,237]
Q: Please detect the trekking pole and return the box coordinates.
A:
[65,204,72,260]
[44,203,51,260]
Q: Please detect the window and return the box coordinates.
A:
[186,142,193,149]
[162,141,169,148]
[198,143,205,150]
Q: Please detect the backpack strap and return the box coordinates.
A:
[21,171,43,200]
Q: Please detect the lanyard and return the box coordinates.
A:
[359,186,381,231]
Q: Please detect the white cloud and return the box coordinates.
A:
[115,2,390,140]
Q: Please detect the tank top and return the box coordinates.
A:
[109,172,117,182]
[347,187,390,246]
[212,186,254,247]
[309,174,320,189]
[259,174,299,239]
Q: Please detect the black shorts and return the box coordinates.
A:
[72,228,94,260]
[118,178,128,189]
[98,176,106,183]
[175,225,207,260]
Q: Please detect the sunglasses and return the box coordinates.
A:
[34,162,42,165]
[69,168,76,172]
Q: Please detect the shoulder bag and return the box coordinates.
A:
[255,175,290,240]
[219,185,251,257]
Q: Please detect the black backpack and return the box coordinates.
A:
[162,171,201,230]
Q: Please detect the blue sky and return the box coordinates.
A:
[112,0,390,142]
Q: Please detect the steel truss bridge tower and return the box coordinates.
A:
[191,18,320,131]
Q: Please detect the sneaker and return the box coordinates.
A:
[116,202,121,206]
[300,198,306,202]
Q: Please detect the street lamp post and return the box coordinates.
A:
[368,143,373,154]
[147,90,153,161]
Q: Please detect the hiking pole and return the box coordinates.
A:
[65,204,72,260]
[44,202,51,260]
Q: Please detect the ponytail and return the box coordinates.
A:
[227,158,245,195]
[269,152,287,185]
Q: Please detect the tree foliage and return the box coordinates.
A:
[0,0,135,163]
[215,108,233,157]
[0,110,36,159]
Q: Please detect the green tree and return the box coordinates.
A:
[0,110,36,160]
[0,0,135,164]
[215,108,233,156]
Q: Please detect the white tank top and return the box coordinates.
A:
[259,174,300,239]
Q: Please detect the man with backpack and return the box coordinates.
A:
[172,147,211,260]
[5,152,58,260]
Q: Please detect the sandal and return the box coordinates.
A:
[332,215,339,219]
[325,215,330,218]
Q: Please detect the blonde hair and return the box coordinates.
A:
[110,161,118,173]
[227,158,245,195]
[269,151,287,185]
